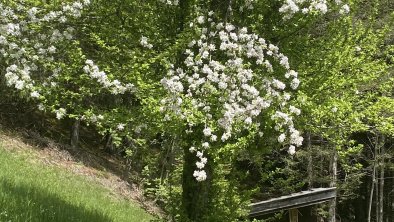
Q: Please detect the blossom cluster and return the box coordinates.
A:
[279,0,350,19]
[83,60,135,95]
[191,149,208,181]
[158,0,179,6]
[161,13,303,181]
[0,1,135,135]
[0,1,90,104]
[240,0,257,11]
[140,36,153,49]
[1,2,88,126]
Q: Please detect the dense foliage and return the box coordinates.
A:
[0,0,393,221]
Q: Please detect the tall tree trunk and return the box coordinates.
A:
[368,164,376,222]
[378,135,385,222]
[307,132,313,189]
[306,133,318,220]
[391,170,394,222]
[181,146,212,221]
[378,160,384,222]
[368,163,376,222]
[328,146,338,222]
[177,0,191,32]
[176,1,229,218]
[70,118,80,149]
[376,175,379,222]
[368,133,381,222]
[354,184,367,222]
[367,161,376,222]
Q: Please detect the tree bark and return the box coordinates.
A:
[307,132,313,189]
[368,133,382,222]
[378,135,385,222]
[390,170,394,222]
[70,118,80,149]
[368,163,376,222]
[367,161,376,222]
[379,165,384,222]
[328,146,338,222]
[177,0,191,32]
[181,146,212,222]
[105,133,115,154]
[376,174,379,222]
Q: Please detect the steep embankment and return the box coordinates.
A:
[0,128,157,222]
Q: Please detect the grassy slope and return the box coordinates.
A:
[0,137,154,222]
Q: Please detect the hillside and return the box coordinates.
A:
[0,128,158,222]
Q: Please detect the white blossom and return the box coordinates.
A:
[203,127,212,137]
[340,4,350,14]
[30,91,40,98]
[55,108,66,120]
[189,146,196,153]
[289,105,301,115]
[117,123,125,131]
[140,36,153,49]
[278,133,286,143]
[202,142,210,149]
[197,16,205,24]
[288,145,296,155]
[291,78,300,89]
[38,103,45,111]
[193,170,207,181]
[332,106,338,113]
[196,151,204,158]
[280,0,350,19]
[196,161,205,169]
[83,60,135,94]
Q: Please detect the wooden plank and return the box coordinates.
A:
[289,209,298,222]
[249,187,336,218]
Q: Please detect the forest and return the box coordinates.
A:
[0,0,393,221]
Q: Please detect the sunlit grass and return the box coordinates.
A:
[0,147,154,222]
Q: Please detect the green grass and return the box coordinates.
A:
[0,147,154,222]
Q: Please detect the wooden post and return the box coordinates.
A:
[289,208,298,222]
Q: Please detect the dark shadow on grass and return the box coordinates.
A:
[0,179,113,222]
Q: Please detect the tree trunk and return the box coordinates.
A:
[368,143,378,222]
[378,160,384,222]
[390,170,394,222]
[328,147,338,222]
[105,133,115,154]
[367,162,376,222]
[70,118,80,149]
[368,133,383,222]
[378,135,385,222]
[354,185,367,222]
[306,133,318,220]
[181,146,212,222]
[376,175,379,222]
[177,0,191,32]
[307,132,313,189]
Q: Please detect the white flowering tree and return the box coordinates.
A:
[0,0,156,149]
[161,14,303,180]
[156,0,352,220]
[159,13,302,222]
